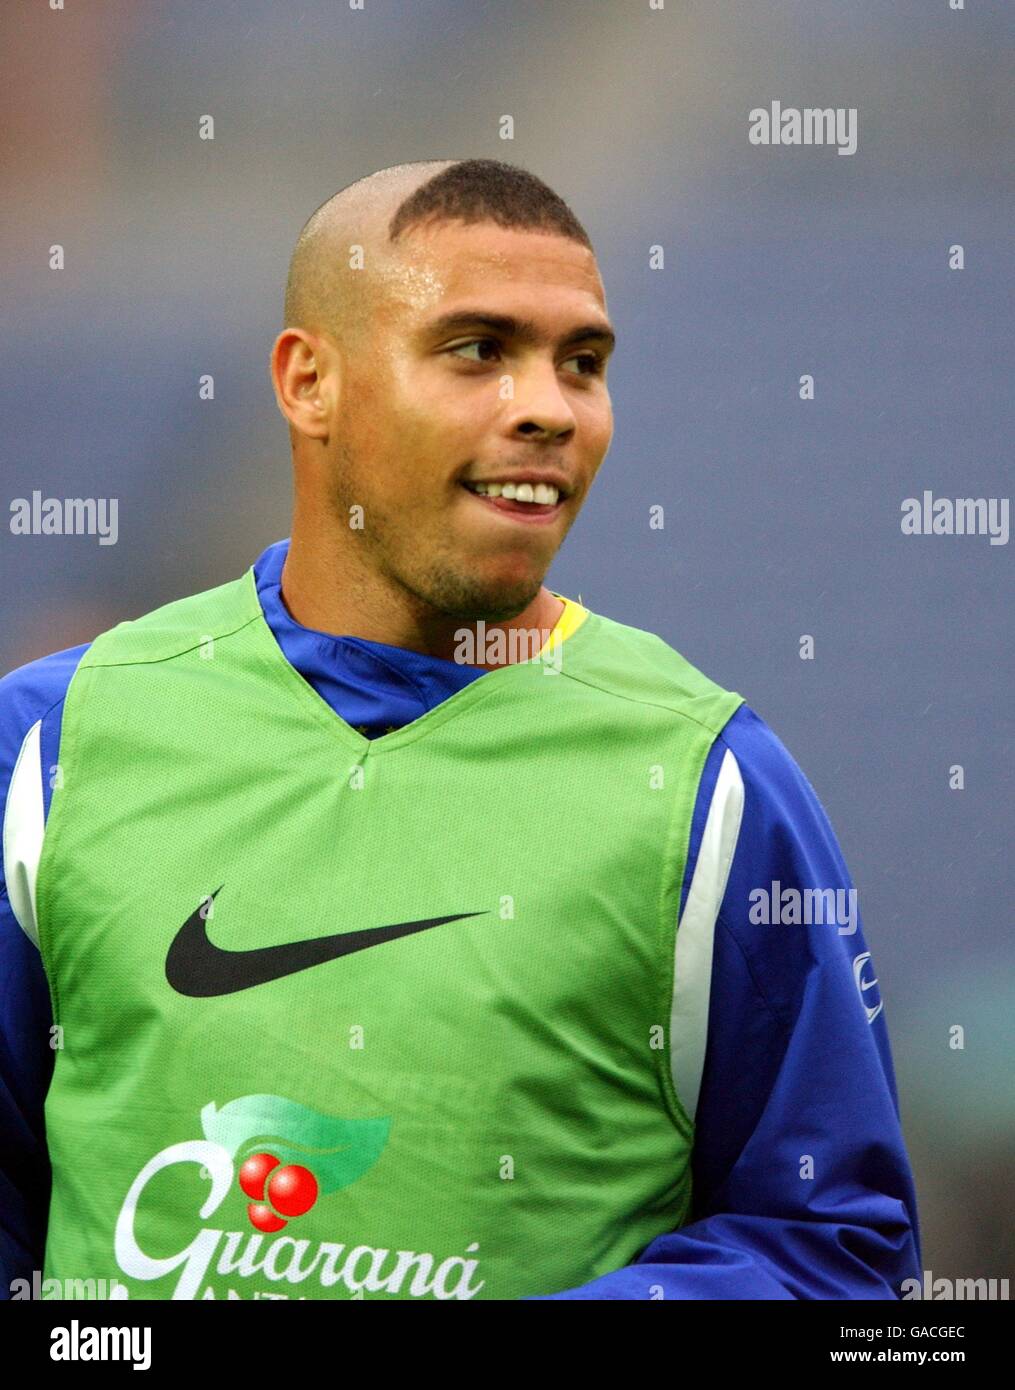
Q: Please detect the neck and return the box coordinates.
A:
[279,523,564,669]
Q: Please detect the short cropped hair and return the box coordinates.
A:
[388,158,593,250]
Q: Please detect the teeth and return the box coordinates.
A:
[469,481,559,505]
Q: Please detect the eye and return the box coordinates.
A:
[447,340,606,378]
[562,352,604,376]
[449,339,501,363]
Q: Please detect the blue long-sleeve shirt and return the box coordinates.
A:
[0,537,921,1298]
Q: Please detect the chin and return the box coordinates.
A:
[426,568,543,624]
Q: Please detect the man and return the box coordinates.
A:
[1,159,920,1300]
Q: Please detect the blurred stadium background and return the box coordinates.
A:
[1,0,1012,1288]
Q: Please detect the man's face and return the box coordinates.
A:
[330,220,615,622]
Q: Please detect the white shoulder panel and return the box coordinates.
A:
[669,747,745,1121]
[2,719,46,949]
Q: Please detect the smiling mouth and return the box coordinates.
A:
[459,481,565,524]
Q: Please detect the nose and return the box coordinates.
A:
[504,361,577,444]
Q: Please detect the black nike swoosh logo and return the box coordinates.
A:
[166,886,488,997]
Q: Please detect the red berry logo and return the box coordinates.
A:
[236,1151,319,1229]
[267,1164,318,1218]
[247,1202,287,1234]
[238,1152,280,1200]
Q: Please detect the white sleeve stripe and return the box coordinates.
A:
[669,746,745,1122]
[2,718,45,950]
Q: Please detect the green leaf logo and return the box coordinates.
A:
[201,1094,391,1195]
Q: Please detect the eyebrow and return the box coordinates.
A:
[425,311,616,355]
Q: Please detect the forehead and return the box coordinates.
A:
[377,220,607,324]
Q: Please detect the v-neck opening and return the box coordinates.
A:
[241,566,598,756]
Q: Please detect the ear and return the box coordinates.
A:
[269,328,338,441]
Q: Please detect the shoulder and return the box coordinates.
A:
[710,703,853,893]
[705,703,839,833]
[682,702,859,986]
[686,702,868,1026]
[686,704,846,872]
[569,608,745,738]
[0,644,91,781]
[0,569,257,785]
[81,569,261,670]
[0,645,91,933]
